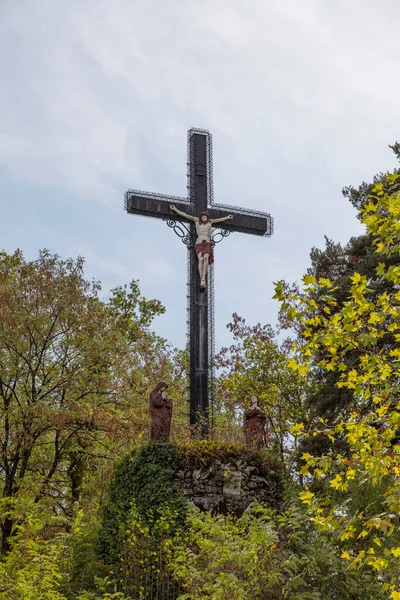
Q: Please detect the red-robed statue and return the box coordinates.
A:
[243,395,266,450]
[149,382,173,441]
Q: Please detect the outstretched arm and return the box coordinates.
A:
[170,205,198,222]
[210,214,233,224]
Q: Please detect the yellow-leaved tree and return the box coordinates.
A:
[275,173,400,597]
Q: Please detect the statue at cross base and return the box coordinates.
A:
[243,395,267,450]
[149,382,173,441]
[170,205,233,290]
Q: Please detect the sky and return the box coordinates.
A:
[1,0,399,351]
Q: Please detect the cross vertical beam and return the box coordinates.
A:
[188,132,209,432]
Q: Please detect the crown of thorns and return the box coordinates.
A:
[199,212,209,219]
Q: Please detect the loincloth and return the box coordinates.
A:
[195,241,214,264]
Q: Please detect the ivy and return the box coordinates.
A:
[97,442,186,565]
[177,439,280,472]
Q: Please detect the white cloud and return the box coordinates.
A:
[1,0,399,348]
[2,0,399,197]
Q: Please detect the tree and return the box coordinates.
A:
[105,281,190,446]
[276,173,400,595]
[215,314,307,468]
[342,142,400,214]
[277,146,400,458]
[0,250,177,554]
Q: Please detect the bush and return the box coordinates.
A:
[97,442,186,565]
[169,503,282,600]
[96,442,187,598]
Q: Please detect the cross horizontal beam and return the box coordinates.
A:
[125,191,273,237]
[125,191,188,220]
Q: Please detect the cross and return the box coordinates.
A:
[124,128,273,435]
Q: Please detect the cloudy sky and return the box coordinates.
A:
[1,0,399,350]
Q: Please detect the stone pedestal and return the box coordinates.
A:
[176,454,282,516]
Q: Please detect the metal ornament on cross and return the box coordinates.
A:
[124,128,273,436]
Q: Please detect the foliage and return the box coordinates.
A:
[59,508,101,598]
[177,439,277,469]
[0,493,384,600]
[169,499,384,600]
[169,503,281,600]
[281,503,385,600]
[215,313,308,468]
[115,504,181,599]
[105,280,189,439]
[275,172,400,595]
[296,230,399,453]
[96,440,284,598]
[0,249,189,556]
[0,250,126,552]
[281,150,400,460]
[107,280,165,343]
[97,442,186,565]
[96,442,189,598]
[0,502,66,600]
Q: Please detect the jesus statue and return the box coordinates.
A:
[170,205,233,290]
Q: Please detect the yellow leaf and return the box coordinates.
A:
[298,364,310,375]
[391,547,400,557]
[291,423,304,436]
[371,557,389,571]
[303,274,316,286]
[341,551,351,561]
[376,262,386,275]
[357,529,368,539]
[320,278,332,288]
[373,537,382,547]
[364,200,377,213]
[376,404,389,417]
[329,474,342,490]
[391,592,400,600]
[341,525,356,541]
[351,272,363,284]
[368,312,381,324]
[376,241,385,253]
[299,489,314,505]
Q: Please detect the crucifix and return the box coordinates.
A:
[124,128,273,435]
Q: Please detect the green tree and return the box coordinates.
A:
[0,250,177,554]
[215,313,307,468]
[105,281,190,446]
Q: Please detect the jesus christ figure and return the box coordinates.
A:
[170,205,233,290]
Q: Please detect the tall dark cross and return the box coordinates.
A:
[124,128,273,434]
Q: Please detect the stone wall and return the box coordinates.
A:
[176,455,283,516]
